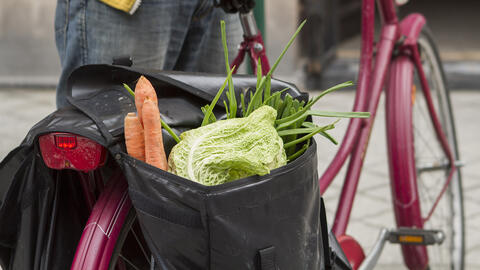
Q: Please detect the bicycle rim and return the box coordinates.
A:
[411,31,464,270]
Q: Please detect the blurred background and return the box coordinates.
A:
[0,0,479,269]
[2,0,478,89]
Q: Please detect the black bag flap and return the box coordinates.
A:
[64,64,309,149]
[67,64,307,107]
[21,107,106,146]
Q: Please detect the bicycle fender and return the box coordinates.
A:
[399,14,426,47]
[386,55,429,270]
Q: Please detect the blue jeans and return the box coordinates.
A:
[54,0,243,108]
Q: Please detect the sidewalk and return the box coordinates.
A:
[1,87,479,268]
[0,89,56,158]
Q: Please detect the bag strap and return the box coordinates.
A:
[66,96,115,145]
[258,246,276,270]
[66,96,126,156]
[320,198,333,269]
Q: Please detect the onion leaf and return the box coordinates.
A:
[201,68,235,126]
[283,124,334,149]
[275,81,354,125]
[308,110,370,118]
[221,20,237,118]
[287,143,309,161]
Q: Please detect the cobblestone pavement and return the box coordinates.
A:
[0,88,479,269]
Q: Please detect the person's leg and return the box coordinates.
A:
[195,7,244,73]
[54,0,198,108]
[55,0,86,108]
[173,1,243,74]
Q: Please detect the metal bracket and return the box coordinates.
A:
[358,227,445,270]
[358,229,390,270]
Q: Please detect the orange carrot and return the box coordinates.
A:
[134,76,158,125]
[124,112,146,161]
[142,97,168,170]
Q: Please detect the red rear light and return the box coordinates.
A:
[39,133,106,171]
[55,134,77,149]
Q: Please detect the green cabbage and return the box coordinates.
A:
[168,106,287,185]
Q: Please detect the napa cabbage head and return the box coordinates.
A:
[168,106,287,185]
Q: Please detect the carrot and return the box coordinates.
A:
[142,97,168,170]
[134,75,158,125]
[124,112,146,161]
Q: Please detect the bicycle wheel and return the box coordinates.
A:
[386,29,464,270]
[107,209,152,270]
[71,172,152,270]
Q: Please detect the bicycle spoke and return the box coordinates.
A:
[118,254,141,270]
[414,124,442,161]
[413,91,446,165]
[418,175,435,211]
[130,224,151,264]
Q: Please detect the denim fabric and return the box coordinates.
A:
[54,0,243,108]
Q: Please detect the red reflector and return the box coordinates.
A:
[55,135,77,149]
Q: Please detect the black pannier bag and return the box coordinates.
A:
[0,64,350,269]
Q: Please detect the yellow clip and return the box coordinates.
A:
[99,0,142,15]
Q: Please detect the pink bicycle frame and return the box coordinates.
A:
[231,12,271,76]
[314,0,458,268]
[320,0,400,236]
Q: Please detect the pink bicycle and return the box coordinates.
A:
[32,0,464,269]
[317,0,464,269]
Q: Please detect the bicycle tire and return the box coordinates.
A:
[71,171,152,270]
[386,28,464,270]
[107,209,152,270]
[71,172,133,270]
